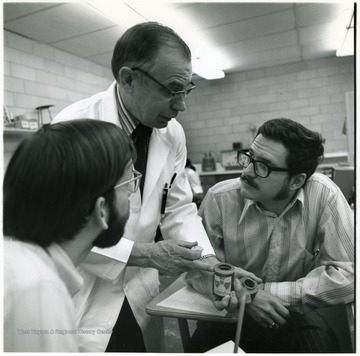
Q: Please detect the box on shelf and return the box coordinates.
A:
[14,112,39,130]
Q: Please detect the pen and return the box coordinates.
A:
[169,173,177,188]
[160,173,177,219]
[160,183,168,217]
[311,248,321,261]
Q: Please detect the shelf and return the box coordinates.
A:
[3,128,36,136]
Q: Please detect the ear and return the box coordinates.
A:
[92,197,109,231]
[118,67,134,93]
[289,173,307,191]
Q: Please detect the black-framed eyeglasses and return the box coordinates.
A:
[237,150,290,178]
[132,67,196,100]
[114,168,142,193]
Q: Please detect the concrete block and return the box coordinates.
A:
[4,76,24,93]
[11,63,36,81]
[33,41,55,60]
[7,31,33,53]
[24,81,48,97]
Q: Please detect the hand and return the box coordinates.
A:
[234,266,262,284]
[185,268,232,311]
[185,265,262,313]
[244,289,290,328]
[129,240,215,276]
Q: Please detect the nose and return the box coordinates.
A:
[244,162,257,177]
[171,95,186,112]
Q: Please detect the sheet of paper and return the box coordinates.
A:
[206,340,244,353]
[157,285,227,316]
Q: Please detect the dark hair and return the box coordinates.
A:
[3,119,136,247]
[111,22,191,81]
[256,118,325,182]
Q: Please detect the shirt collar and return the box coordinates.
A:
[115,84,137,136]
[46,244,83,297]
[239,186,305,223]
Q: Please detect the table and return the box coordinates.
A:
[146,275,237,351]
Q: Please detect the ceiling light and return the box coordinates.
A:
[87,2,146,30]
[336,6,354,57]
[192,58,225,80]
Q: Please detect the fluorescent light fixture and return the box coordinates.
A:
[336,6,354,57]
[192,57,225,80]
[87,2,146,30]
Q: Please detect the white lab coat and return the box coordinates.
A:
[52,81,215,352]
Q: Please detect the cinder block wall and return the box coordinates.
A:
[180,56,354,163]
[4,30,113,120]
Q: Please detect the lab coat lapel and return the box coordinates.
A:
[101,81,120,126]
[141,128,171,207]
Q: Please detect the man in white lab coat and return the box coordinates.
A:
[53,22,258,352]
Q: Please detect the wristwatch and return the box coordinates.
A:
[240,277,258,303]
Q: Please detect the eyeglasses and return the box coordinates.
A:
[237,150,290,178]
[132,67,196,100]
[114,168,142,193]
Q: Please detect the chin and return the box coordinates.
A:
[92,222,125,249]
[240,185,256,199]
[157,120,170,128]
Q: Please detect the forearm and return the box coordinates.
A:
[265,262,354,312]
[127,240,215,275]
[127,241,152,268]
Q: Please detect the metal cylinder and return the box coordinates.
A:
[213,263,235,297]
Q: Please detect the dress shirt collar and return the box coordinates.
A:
[239,185,305,223]
[114,83,168,136]
[46,243,83,297]
[115,84,137,136]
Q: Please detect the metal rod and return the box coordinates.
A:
[233,293,246,353]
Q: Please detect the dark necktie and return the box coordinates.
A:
[131,124,153,196]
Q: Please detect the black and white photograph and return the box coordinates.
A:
[3,1,355,353]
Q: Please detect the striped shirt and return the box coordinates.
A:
[199,173,354,313]
[114,84,137,136]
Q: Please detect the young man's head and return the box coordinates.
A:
[3,119,137,249]
[112,22,195,129]
[239,118,324,213]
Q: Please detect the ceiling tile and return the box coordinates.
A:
[164,2,294,31]
[4,3,116,44]
[88,52,113,67]
[199,9,296,45]
[295,3,344,27]
[3,2,60,22]
[219,30,298,58]
[53,27,124,58]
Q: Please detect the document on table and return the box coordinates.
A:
[157,285,227,316]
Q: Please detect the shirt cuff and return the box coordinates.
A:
[266,281,301,306]
[91,237,134,264]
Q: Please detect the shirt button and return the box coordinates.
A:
[132,207,140,213]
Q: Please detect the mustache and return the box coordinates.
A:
[240,173,258,189]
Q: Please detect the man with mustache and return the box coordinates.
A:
[187,118,354,353]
